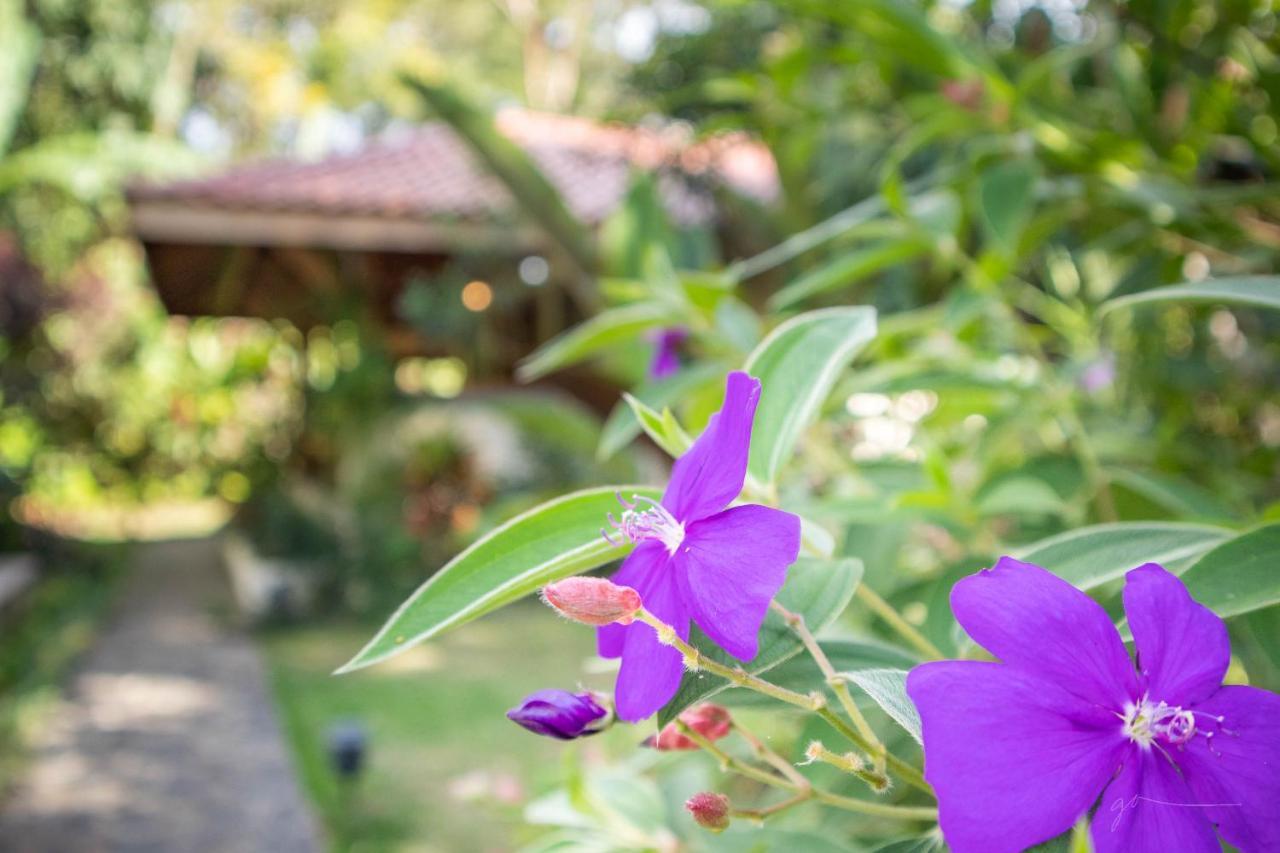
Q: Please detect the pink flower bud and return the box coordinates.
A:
[541,577,641,626]
[685,792,730,831]
[646,703,732,750]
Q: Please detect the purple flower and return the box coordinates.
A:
[907,558,1280,853]
[506,689,610,740]
[647,327,688,380]
[599,371,801,721]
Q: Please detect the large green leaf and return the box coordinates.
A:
[516,302,678,382]
[656,558,863,725]
[768,237,930,310]
[1178,524,1280,621]
[841,668,922,745]
[744,307,878,485]
[1109,467,1233,520]
[338,486,659,673]
[978,159,1037,256]
[1101,276,1280,314]
[1015,522,1232,592]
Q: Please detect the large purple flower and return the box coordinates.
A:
[599,371,801,722]
[907,558,1280,853]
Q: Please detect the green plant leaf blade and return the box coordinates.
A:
[337,485,660,673]
[516,302,678,382]
[1015,522,1232,592]
[656,557,863,725]
[1178,524,1280,621]
[1101,276,1280,314]
[840,668,922,745]
[744,307,878,485]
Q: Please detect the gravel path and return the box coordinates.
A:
[0,538,322,853]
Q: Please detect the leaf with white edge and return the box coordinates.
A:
[516,303,678,382]
[337,486,659,673]
[1015,522,1232,592]
[657,558,863,725]
[1178,524,1280,621]
[621,393,691,459]
[1101,276,1280,314]
[597,363,723,460]
[744,307,878,485]
[840,668,922,745]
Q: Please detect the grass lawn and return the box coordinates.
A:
[262,601,640,852]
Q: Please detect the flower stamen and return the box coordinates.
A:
[603,493,686,555]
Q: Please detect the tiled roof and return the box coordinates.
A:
[128,109,779,229]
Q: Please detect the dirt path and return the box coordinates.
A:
[0,538,321,853]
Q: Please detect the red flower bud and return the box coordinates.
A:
[646,703,732,750]
[541,577,641,626]
[685,792,731,831]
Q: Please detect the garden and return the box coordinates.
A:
[1,0,1278,851]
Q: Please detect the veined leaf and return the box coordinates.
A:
[1015,522,1232,592]
[338,486,660,673]
[840,668,922,745]
[744,307,878,485]
[1101,276,1280,314]
[656,558,863,725]
[516,303,679,382]
[1178,524,1280,621]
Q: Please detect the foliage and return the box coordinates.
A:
[347,0,1280,847]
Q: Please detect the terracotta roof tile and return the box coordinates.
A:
[129,109,778,228]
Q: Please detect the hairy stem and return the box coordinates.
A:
[854,584,945,661]
[677,724,937,822]
[635,610,824,712]
[771,600,887,772]
[733,720,812,788]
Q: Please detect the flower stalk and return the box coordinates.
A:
[854,584,946,661]
[771,600,887,772]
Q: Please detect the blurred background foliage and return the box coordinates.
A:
[0,0,1278,847]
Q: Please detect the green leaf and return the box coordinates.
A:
[1178,524,1280,621]
[871,830,947,852]
[768,237,930,310]
[1101,276,1280,314]
[657,558,863,725]
[978,159,1037,256]
[1015,522,1232,592]
[337,485,659,673]
[516,303,678,382]
[1108,467,1233,520]
[840,668,922,745]
[975,476,1068,518]
[744,307,878,485]
[597,362,724,460]
[621,393,691,459]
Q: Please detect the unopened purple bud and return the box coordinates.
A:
[685,791,731,831]
[1079,353,1116,395]
[507,689,610,740]
[648,327,688,380]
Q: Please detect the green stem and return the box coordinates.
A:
[771,601,887,772]
[855,584,946,661]
[816,707,933,796]
[678,725,937,822]
[634,610,824,712]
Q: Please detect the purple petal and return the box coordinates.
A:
[647,328,686,379]
[662,371,760,522]
[1122,563,1229,707]
[907,661,1127,853]
[597,542,668,658]
[1177,685,1280,851]
[1091,748,1219,853]
[676,504,801,661]
[951,557,1140,709]
[612,570,689,722]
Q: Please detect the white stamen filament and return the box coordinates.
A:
[1121,695,1231,752]
[601,493,685,555]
